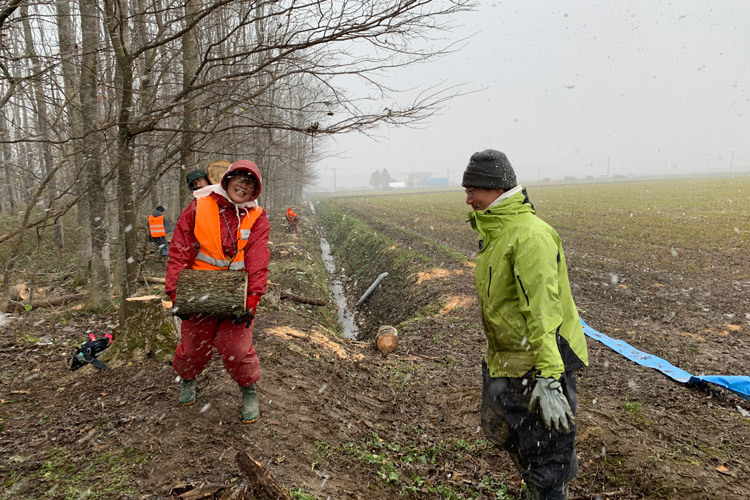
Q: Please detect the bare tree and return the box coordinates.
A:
[0,0,473,309]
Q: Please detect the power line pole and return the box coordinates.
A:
[730,151,734,173]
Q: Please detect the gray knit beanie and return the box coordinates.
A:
[461,149,517,190]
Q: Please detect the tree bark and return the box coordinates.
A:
[79,0,112,309]
[175,269,247,317]
[104,295,178,366]
[179,0,201,209]
[56,0,91,267]
[21,3,63,248]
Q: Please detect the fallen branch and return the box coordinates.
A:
[279,290,328,306]
[235,450,292,500]
[7,293,85,313]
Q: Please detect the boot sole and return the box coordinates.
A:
[180,400,195,406]
[241,416,260,424]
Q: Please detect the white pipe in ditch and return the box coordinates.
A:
[356,272,389,307]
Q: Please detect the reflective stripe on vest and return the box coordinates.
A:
[192,197,262,271]
[148,215,166,237]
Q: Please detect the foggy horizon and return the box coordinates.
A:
[313,1,750,191]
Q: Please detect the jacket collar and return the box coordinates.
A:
[486,185,524,209]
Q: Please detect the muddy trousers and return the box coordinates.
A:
[480,362,579,496]
[172,316,260,387]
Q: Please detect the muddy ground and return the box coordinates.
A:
[1,197,749,500]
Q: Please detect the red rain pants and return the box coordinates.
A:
[172,316,260,387]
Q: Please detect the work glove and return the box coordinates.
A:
[528,377,574,434]
[232,294,260,328]
[245,294,260,316]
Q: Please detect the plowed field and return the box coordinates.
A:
[1,177,749,499]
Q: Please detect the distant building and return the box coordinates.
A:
[407,172,431,188]
[388,181,406,189]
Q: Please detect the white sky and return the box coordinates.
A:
[313,1,750,190]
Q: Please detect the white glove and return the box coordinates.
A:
[528,377,574,434]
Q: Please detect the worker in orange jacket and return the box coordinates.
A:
[148,205,172,257]
[285,207,299,234]
[165,160,270,424]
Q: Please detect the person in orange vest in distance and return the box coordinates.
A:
[148,205,172,257]
[285,207,299,234]
[165,160,270,423]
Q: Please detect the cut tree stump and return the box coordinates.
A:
[175,269,247,318]
[376,325,398,354]
[235,451,292,500]
[105,295,178,367]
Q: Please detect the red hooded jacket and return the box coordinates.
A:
[165,161,270,302]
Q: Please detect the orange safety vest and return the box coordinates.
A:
[192,197,263,271]
[148,215,166,237]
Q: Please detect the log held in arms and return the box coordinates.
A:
[175,269,248,318]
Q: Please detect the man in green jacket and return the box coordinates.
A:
[463,149,588,500]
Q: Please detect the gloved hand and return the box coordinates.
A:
[232,309,254,328]
[528,377,574,434]
[245,294,260,316]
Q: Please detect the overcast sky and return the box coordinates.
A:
[313,1,750,190]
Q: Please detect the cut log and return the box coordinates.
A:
[207,160,231,184]
[175,269,247,318]
[104,295,178,367]
[235,451,292,500]
[376,325,398,354]
[144,276,166,284]
[9,283,30,301]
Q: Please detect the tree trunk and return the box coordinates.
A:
[21,4,64,248]
[79,0,112,309]
[179,0,201,209]
[104,0,140,303]
[56,0,90,265]
[0,109,15,213]
[175,269,247,317]
[106,295,178,367]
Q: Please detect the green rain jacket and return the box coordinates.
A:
[468,187,588,380]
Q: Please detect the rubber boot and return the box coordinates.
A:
[178,379,196,406]
[240,383,260,423]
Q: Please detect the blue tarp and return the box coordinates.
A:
[581,319,750,400]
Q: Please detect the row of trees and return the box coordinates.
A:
[0,0,470,310]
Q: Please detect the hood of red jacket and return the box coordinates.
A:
[220,160,262,201]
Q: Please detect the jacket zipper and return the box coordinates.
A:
[487,266,492,296]
[517,275,530,306]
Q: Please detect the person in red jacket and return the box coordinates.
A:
[165,160,270,423]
